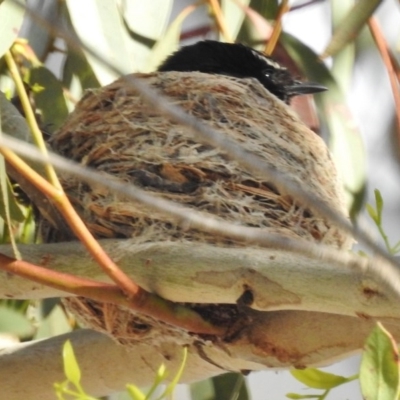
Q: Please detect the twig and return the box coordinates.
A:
[4,51,61,188]
[368,17,400,144]
[264,0,289,55]
[0,252,223,335]
[2,135,400,299]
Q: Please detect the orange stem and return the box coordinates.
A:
[207,0,233,42]
[264,0,289,56]
[0,147,142,298]
[0,252,224,335]
[368,18,400,142]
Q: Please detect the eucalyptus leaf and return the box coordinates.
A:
[360,323,400,400]
[34,303,71,340]
[286,393,323,399]
[330,1,355,92]
[63,340,82,386]
[125,385,146,400]
[0,0,25,58]
[211,373,249,400]
[62,47,100,108]
[145,5,197,72]
[66,0,135,84]
[220,0,251,42]
[160,347,187,398]
[0,305,33,337]
[290,368,347,390]
[0,94,25,223]
[26,66,69,133]
[0,173,25,223]
[322,0,383,58]
[190,378,215,400]
[121,0,172,41]
[62,47,100,92]
[0,91,31,143]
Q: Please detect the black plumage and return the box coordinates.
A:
[159,40,326,103]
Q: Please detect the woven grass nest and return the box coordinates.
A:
[47,71,351,249]
[45,71,353,344]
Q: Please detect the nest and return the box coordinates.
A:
[46,71,351,249]
[44,71,353,343]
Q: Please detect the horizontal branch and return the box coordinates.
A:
[1,239,400,321]
[2,313,400,400]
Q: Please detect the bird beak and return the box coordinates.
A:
[285,80,328,96]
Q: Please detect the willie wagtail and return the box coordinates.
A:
[159,40,326,104]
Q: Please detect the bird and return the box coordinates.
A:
[158,40,327,104]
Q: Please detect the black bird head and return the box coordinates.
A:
[158,40,327,104]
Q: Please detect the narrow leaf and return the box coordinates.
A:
[330,1,355,92]
[220,0,251,42]
[145,4,197,72]
[286,394,321,399]
[126,384,146,400]
[26,66,69,133]
[121,0,173,41]
[322,0,383,58]
[365,203,378,224]
[190,379,215,400]
[290,368,347,390]
[62,340,81,386]
[211,372,249,400]
[374,189,384,223]
[0,0,25,58]
[0,172,25,223]
[66,0,134,84]
[161,347,188,398]
[62,47,100,91]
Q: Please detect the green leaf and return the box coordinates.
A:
[220,0,251,42]
[26,66,69,133]
[330,1,355,92]
[145,4,197,72]
[125,384,146,400]
[286,394,320,399]
[360,322,400,400]
[190,379,215,400]
[374,189,384,223]
[160,347,188,398]
[0,138,23,257]
[143,362,168,400]
[322,0,383,58]
[66,0,135,84]
[0,0,25,58]
[0,168,25,223]
[210,372,249,400]
[34,303,72,340]
[282,33,366,214]
[62,47,100,110]
[121,0,173,41]
[366,203,378,224]
[391,240,400,254]
[62,340,82,387]
[62,47,100,93]
[0,305,33,337]
[0,90,31,143]
[290,368,347,390]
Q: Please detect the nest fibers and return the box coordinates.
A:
[47,72,353,346]
[47,71,352,249]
